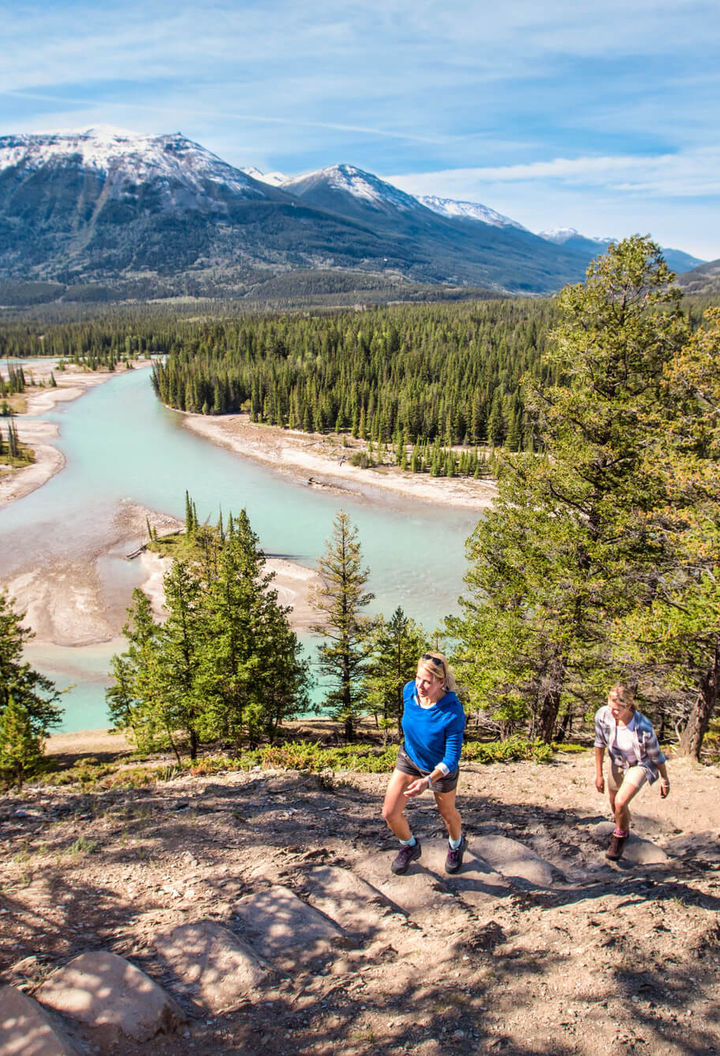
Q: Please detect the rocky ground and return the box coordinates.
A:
[2,752,720,1055]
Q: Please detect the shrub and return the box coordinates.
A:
[462,736,554,764]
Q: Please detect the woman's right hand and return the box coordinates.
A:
[595,775,605,793]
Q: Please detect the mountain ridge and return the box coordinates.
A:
[0,129,707,305]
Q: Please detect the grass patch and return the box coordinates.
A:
[148,530,195,559]
[62,835,100,859]
[552,742,590,754]
[463,736,554,764]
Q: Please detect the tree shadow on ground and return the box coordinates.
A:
[2,772,719,1055]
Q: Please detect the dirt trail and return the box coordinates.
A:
[1,753,719,1054]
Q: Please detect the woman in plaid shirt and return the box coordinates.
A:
[594,684,670,861]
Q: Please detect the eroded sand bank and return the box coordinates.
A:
[182,412,498,510]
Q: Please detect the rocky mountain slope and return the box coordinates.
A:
[2,752,719,1055]
[678,256,720,295]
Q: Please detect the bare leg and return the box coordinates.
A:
[613,777,642,831]
[382,769,416,841]
[434,788,462,842]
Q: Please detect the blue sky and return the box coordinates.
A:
[2,0,719,258]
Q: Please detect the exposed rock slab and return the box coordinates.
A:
[623,839,671,865]
[298,865,400,938]
[355,838,509,916]
[0,986,82,1056]
[663,830,720,863]
[442,848,514,909]
[35,951,184,1043]
[473,833,560,887]
[355,840,450,916]
[153,921,272,1013]
[234,885,353,969]
[593,822,671,865]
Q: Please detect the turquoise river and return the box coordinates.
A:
[0,366,481,731]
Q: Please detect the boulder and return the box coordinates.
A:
[35,951,184,1043]
[153,921,272,1013]
[0,985,82,1056]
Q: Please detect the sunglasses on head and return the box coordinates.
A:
[421,654,444,669]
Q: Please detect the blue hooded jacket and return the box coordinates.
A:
[401,680,465,774]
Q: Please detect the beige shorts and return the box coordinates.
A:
[608,763,647,793]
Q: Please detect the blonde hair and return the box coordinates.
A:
[417,651,456,692]
[608,683,636,712]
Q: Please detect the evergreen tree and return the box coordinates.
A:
[311,511,374,741]
[363,608,427,739]
[0,694,45,789]
[0,591,62,737]
[614,307,720,758]
[197,511,309,746]
[108,506,309,755]
[450,238,689,741]
[106,588,180,758]
[157,559,205,759]
[184,490,198,535]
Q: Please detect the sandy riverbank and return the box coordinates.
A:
[4,497,321,649]
[183,412,498,510]
[4,502,182,646]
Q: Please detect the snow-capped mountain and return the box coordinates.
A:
[537,226,705,274]
[0,128,376,286]
[1,127,268,201]
[280,163,423,215]
[418,195,526,231]
[241,165,288,187]
[537,226,608,245]
[0,128,705,302]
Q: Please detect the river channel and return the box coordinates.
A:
[0,367,481,731]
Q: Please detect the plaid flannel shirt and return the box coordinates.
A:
[594,705,667,784]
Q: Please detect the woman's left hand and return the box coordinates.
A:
[660,779,670,799]
[404,778,430,798]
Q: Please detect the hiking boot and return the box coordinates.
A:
[391,840,421,874]
[606,832,628,861]
[445,835,466,874]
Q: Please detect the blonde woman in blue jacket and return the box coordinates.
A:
[382,652,466,876]
[594,684,670,861]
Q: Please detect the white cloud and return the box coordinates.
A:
[389,149,720,259]
[391,148,720,200]
[4,0,720,95]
